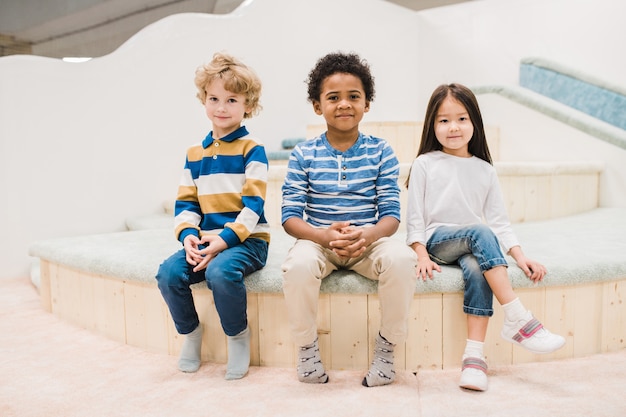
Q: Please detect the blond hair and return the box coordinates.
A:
[194,52,262,118]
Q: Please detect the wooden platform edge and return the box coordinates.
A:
[38,260,626,372]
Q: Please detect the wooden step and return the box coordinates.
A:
[30,208,626,371]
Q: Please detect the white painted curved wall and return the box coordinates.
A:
[1,0,624,279]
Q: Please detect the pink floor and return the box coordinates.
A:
[1,276,624,417]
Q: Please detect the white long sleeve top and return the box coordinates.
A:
[406,151,519,252]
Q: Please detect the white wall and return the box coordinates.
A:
[414,0,626,208]
[478,94,626,208]
[0,0,420,279]
[1,0,625,279]
[415,0,626,115]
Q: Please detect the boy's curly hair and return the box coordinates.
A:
[194,52,262,118]
[306,52,375,103]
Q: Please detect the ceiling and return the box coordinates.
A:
[0,0,474,59]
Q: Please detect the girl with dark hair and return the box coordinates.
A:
[406,83,565,391]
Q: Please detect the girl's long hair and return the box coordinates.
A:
[405,83,491,187]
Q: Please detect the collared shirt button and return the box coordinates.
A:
[213,155,218,160]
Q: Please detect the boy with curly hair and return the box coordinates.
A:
[281,52,417,387]
[156,52,270,380]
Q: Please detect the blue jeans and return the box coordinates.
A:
[427,225,508,317]
[156,238,268,336]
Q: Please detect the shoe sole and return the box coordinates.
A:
[459,383,487,391]
[501,333,565,354]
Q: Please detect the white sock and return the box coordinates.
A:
[225,326,250,380]
[178,325,202,373]
[502,298,528,322]
[464,339,485,359]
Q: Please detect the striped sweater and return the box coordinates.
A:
[174,126,270,247]
[281,132,401,227]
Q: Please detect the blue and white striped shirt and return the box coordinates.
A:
[281,132,401,227]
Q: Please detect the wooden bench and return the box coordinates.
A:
[30,207,626,371]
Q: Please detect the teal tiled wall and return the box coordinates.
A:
[520,63,626,130]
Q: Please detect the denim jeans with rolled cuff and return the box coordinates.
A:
[427,224,508,317]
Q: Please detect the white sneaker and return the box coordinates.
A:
[501,312,565,354]
[459,357,488,391]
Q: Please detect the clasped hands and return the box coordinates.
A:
[325,221,370,259]
[183,234,227,272]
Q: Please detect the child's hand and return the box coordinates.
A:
[191,235,228,272]
[417,258,441,281]
[411,242,440,281]
[508,246,547,283]
[183,235,204,267]
[517,257,547,283]
[327,222,366,259]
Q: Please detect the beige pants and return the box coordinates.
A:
[281,236,418,346]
